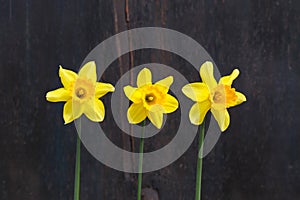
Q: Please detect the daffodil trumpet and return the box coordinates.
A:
[46,61,115,200]
[182,61,247,200]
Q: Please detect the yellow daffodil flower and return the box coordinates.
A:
[46,61,115,124]
[123,68,179,129]
[182,61,246,131]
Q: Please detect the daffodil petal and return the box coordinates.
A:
[72,100,84,119]
[127,103,147,124]
[211,103,226,110]
[123,86,142,103]
[83,99,105,122]
[189,100,211,125]
[162,94,179,113]
[46,88,71,102]
[200,61,217,91]
[63,100,74,124]
[235,91,247,106]
[137,68,152,87]
[95,82,115,98]
[59,66,77,88]
[78,61,97,82]
[149,104,164,113]
[219,69,240,86]
[182,83,210,102]
[211,108,230,131]
[147,108,163,129]
[154,76,173,93]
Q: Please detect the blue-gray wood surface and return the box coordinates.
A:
[0,0,300,199]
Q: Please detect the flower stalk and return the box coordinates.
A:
[74,120,81,200]
[137,120,146,200]
[195,121,205,200]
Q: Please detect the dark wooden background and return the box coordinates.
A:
[1,0,300,199]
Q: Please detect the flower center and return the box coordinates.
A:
[75,87,87,99]
[145,94,155,102]
[141,85,165,110]
[73,78,95,102]
[212,84,237,108]
[213,91,223,103]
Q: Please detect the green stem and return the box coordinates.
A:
[74,120,81,200]
[137,121,146,200]
[195,121,205,200]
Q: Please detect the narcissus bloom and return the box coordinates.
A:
[123,68,179,129]
[182,61,246,131]
[46,61,115,124]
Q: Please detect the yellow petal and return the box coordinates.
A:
[149,104,164,113]
[154,76,173,93]
[137,68,152,87]
[199,61,217,91]
[95,82,115,98]
[162,94,179,113]
[59,66,77,88]
[234,91,247,106]
[211,102,226,111]
[63,100,84,124]
[46,88,71,102]
[83,99,105,122]
[123,86,142,103]
[211,108,230,131]
[63,100,74,124]
[219,69,240,86]
[73,100,84,119]
[78,61,97,82]
[147,108,163,129]
[189,100,211,125]
[182,83,210,102]
[127,103,147,124]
